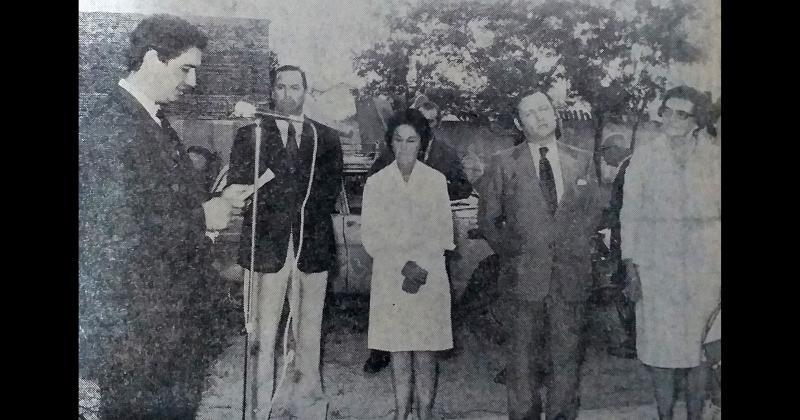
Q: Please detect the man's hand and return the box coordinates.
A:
[231,101,257,118]
[203,197,234,231]
[622,259,643,302]
[221,184,252,215]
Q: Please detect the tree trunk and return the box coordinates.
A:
[630,88,653,152]
[592,109,604,185]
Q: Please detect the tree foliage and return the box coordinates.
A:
[353,0,702,124]
[353,0,704,181]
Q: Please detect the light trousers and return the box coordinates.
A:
[243,238,328,419]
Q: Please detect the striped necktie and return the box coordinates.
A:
[538,146,558,215]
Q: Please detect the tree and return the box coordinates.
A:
[353,0,703,181]
[542,0,702,178]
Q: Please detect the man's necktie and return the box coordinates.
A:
[156,108,185,166]
[285,122,299,173]
[539,146,558,215]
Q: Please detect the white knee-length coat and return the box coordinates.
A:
[621,133,721,368]
[361,161,456,351]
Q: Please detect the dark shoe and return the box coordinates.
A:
[363,351,390,374]
[607,343,637,359]
[439,347,458,360]
[493,367,506,385]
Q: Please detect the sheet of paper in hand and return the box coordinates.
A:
[240,168,275,199]
[212,163,274,197]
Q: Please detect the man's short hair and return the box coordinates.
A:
[512,89,562,139]
[411,95,442,122]
[271,65,308,90]
[126,14,208,72]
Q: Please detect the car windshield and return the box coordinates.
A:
[340,173,367,215]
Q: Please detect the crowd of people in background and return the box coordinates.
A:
[80,13,720,420]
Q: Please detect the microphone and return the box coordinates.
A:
[231,101,304,122]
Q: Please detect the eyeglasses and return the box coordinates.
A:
[662,107,694,120]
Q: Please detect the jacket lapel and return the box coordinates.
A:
[299,120,315,160]
[113,85,164,142]
[512,143,538,182]
[296,120,316,184]
[113,86,179,169]
[557,142,579,205]
[259,118,284,176]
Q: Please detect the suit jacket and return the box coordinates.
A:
[79,86,214,374]
[228,117,343,273]
[368,133,473,200]
[599,157,631,283]
[478,141,609,302]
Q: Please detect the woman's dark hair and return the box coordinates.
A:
[127,14,208,72]
[384,108,432,159]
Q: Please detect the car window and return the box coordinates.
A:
[343,173,367,215]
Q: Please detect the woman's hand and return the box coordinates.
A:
[401,261,428,283]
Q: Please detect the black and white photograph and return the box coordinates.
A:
[78,0,721,419]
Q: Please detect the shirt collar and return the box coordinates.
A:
[118,79,161,124]
[275,113,306,133]
[528,139,559,157]
[275,112,305,124]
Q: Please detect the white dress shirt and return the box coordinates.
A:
[528,140,564,202]
[275,114,305,148]
[118,78,161,125]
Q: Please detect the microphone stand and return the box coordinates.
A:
[238,107,311,420]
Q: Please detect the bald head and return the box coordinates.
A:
[601,132,632,168]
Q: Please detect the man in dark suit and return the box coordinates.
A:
[479,91,609,420]
[228,65,343,419]
[597,132,636,359]
[79,14,249,419]
[362,95,473,373]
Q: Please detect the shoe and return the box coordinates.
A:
[493,367,506,385]
[607,344,637,359]
[363,351,390,374]
[439,347,459,360]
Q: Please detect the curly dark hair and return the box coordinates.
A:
[384,108,432,159]
[126,14,208,72]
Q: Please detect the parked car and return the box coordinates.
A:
[213,155,495,301]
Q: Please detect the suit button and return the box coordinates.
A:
[171,184,180,192]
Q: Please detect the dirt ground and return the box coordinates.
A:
[82,294,718,419]
[195,295,655,420]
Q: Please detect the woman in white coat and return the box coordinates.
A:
[621,86,721,420]
[361,109,455,420]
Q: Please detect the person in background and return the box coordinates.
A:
[597,131,637,359]
[363,94,472,373]
[79,14,249,419]
[361,108,455,420]
[186,145,222,192]
[620,85,721,420]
